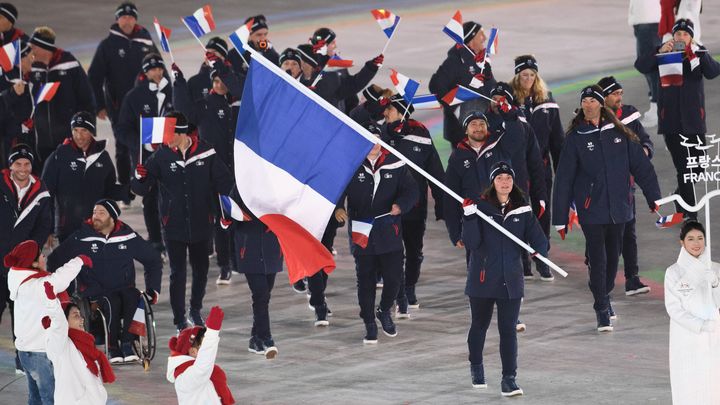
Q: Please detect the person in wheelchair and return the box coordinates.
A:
[48,199,162,363]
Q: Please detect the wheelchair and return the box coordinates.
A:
[74,289,157,370]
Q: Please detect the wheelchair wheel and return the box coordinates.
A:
[133,293,157,369]
[74,295,109,357]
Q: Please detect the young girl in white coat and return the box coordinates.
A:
[42,282,116,404]
[166,306,235,405]
[664,220,720,405]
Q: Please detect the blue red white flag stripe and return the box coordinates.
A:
[229,19,253,54]
[412,94,441,110]
[656,212,685,229]
[351,219,373,248]
[657,52,684,87]
[0,39,19,72]
[486,27,499,55]
[128,298,146,337]
[390,69,420,104]
[371,9,400,39]
[182,5,216,38]
[153,17,172,53]
[34,82,60,105]
[219,195,248,222]
[443,10,464,45]
[141,117,176,145]
[441,85,483,106]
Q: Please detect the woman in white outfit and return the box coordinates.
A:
[664,220,720,405]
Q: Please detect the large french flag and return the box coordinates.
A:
[229,19,254,54]
[153,17,172,53]
[141,117,176,145]
[182,5,216,39]
[0,39,19,72]
[371,9,400,39]
[34,82,60,105]
[443,10,464,45]
[128,298,146,337]
[390,69,420,104]
[442,85,483,106]
[351,219,373,248]
[657,52,684,87]
[234,52,375,283]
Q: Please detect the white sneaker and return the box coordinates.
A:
[516,321,526,333]
[640,102,658,128]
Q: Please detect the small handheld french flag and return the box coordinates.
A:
[390,69,420,104]
[656,212,684,229]
[371,9,400,39]
[442,85,483,106]
[0,39,20,72]
[34,82,60,105]
[153,17,172,53]
[220,194,249,221]
[412,94,441,110]
[182,5,216,39]
[229,19,254,54]
[486,27,499,55]
[351,219,373,248]
[141,117,176,145]
[657,52,684,87]
[128,298,146,337]
[443,10,464,45]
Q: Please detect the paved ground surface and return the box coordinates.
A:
[2,0,720,404]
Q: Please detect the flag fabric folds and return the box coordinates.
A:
[229,19,254,54]
[234,52,375,283]
[412,94,441,110]
[219,194,248,222]
[153,17,172,53]
[351,219,373,248]
[443,10,464,45]
[182,5,216,39]
[128,298,146,337]
[390,69,420,104]
[141,117,176,145]
[324,55,354,72]
[656,212,685,229]
[371,9,400,39]
[34,82,60,105]
[657,52,684,87]
[441,85,483,106]
[0,39,19,72]
[486,27,499,55]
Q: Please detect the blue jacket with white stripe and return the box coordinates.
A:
[47,220,162,299]
[552,120,661,226]
[340,150,418,256]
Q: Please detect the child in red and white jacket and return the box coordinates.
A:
[166,306,235,405]
[43,281,115,404]
[5,239,91,404]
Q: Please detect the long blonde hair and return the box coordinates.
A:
[510,65,549,104]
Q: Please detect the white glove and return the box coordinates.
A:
[463,203,477,217]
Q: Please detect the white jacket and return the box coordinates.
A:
[166,328,223,405]
[45,296,108,405]
[665,248,720,405]
[8,257,83,352]
[628,0,661,25]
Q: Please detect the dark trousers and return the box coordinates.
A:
[214,223,235,269]
[354,250,403,323]
[633,23,661,103]
[400,219,425,288]
[468,296,521,378]
[307,218,338,310]
[622,215,639,280]
[582,223,625,311]
[142,187,163,247]
[525,168,552,275]
[115,141,131,192]
[166,239,209,325]
[664,133,706,219]
[100,287,140,348]
[245,273,276,339]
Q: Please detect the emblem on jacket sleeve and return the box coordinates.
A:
[358,173,365,182]
[586,142,595,151]
[118,48,126,58]
[91,243,99,253]
[463,159,470,168]
[613,137,621,144]
[170,162,177,172]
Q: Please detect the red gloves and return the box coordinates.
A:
[220,218,233,229]
[650,203,659,214]
[372,54,384,68]
[41,316,51,329]
[144,289,159,305]
[44,281,56,300]
[497,96,512,113]
[78,255,93,268]
[205,306,224,330]
[135,163,147,181]
[473,73,486,82]
[462,198,476,216]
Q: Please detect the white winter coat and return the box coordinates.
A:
[628,0,661,25]
[8,257,84,352]
[664,248,720,405]
[166,328,223,405]
[45,296,108,404]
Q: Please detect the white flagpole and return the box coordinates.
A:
[244,47,567,277]
[218,194,226,220]
[138,115,143,165]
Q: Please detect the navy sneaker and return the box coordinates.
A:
[121,341,139,362]
[501,376,523,397]
[216,266,232,285]
[406,285,419,309]
[396,296,410,319]
[262,337,278,359]
[625,276,651,296]
[248,336,266,355]
[109,347,124,364]
[175,320,189,335]
[189,308,205,327]
[607,297,617,320]
[376,307,397,337]
[471,364,487,388]
[537,263,554,282]
[363,322,378,344]
[596,309,614,332]
[314,305,329,327]
[292,279,307,294]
